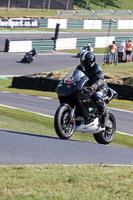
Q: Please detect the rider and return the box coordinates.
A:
[76,51,109,128]
[28,48,37,58]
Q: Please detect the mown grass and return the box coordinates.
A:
[0,165,133,200]
[0,106,132,149]
[0,9,58,18]
[101,62,133,84]
[0,6,133,20]
[75,0,133,10]
[57,48,106,54]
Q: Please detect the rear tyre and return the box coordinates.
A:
[93,112,116,144]
[54,105,75,139]
[20,58,26,63]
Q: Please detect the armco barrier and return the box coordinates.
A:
[5,36,133,52]
[1,18,133,30]
[32,40,55,51]
[8,41,32,53]
[12,76,133,101]
[39,18,133,30]
[55,38,77,50]
[5,39,55,52]
[39,18,48,28]
[76,37,95,48]
[67,19,84,29]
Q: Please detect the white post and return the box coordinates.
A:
[66,0,70,10]
[27,0,31,11]
[48,0,51,10]
[42,0,46,12]
[7,0,10,11]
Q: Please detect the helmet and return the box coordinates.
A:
[81,51,95,70]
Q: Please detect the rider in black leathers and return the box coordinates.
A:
[76,51,109,127]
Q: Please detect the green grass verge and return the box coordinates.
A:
[0,28,133,33]
[75,0,133,10]
[58,48,106,54]
[0,9,58,18]
[0,165,133,200]
[0,106,132,149]
[0,7,133,20]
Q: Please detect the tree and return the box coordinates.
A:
[74,0,121,9]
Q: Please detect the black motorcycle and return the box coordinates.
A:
[54,69,118,145]
[21,48,37,63]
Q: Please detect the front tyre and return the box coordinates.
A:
[93,112,116,144]
[54,105,75,139]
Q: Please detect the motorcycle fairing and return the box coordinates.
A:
[75,117,105,134]
[57,70,89,97]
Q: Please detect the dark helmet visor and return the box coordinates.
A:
[82,60,92,68]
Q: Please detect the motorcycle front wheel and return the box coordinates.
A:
[54,105,75,139]
[93,112,116,144]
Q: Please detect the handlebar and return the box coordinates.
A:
[83,86,94,96]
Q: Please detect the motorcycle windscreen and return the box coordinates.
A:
[64,69,86,82]
[57,70,89,96]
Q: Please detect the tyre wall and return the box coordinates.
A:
[12,76,133,101]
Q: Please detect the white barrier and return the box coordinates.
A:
[47,19,67,29]
[8,41,32,52]
[56,38,77,50]
[95,36,115,48]
[84,20,102,29]
[118,20,133,29]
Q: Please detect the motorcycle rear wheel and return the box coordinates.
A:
[54,105,75,139]
[93,112,116,144]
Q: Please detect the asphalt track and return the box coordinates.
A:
[0,51,104,76]
[0,128,133,165]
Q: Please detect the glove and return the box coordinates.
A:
[88,86,94,92]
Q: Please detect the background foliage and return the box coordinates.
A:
[74,0,133,10]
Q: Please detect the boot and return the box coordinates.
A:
[100,109,109,128]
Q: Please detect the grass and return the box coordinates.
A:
[74,0,133,10]
[0,106,54,135]
[101,62,133,84]
[0,9,58,18]
[0,7,133,20]
[0,27,133,33]
[58,48,107,54]
[0,165,133,200]
[0,105,133,149]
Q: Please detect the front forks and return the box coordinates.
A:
[68,105,76,123]
[61,103,76,124]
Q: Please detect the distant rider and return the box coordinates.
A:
[76,51,109,127]
[28,48,37,58]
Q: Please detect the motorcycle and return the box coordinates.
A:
[54,69,118,145]
[21,48,37,63]
[76,44,94,58]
